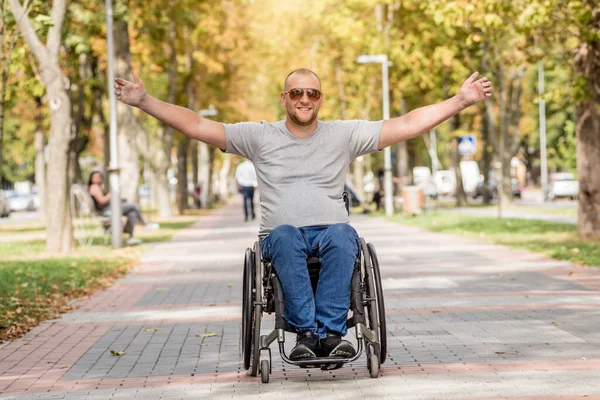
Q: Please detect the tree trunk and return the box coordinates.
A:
[68,53,91,186]
[352,157,365,200]
[0,0,15,184]
[154,16,177,218]
[575,31,600,237]
[114,14,140,203]
[175,137,189,214]
[395,98,409,189]
[480,43,498,205]
[93,91,110,171]
[10,0,73,253]
[208,147,216,203]
[198,142,210,208]
[450,115,467,207]
[191,141,198,185]
[34,97,46,222]
[498,66,513,209]
[43,68,73,253]
[482,100,495,205]
[218,153,231,201]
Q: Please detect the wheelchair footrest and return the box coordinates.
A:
[290,356,352,369]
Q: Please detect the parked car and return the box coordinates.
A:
[548,172,579,200]
[434,170,456,196]
[472,178,498,200]
[0,190,10,218]
[472,178,520,200]
[8,191,36,212]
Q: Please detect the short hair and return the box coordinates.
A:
[284,69,321,90]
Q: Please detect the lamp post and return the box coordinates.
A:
[197,105,218,208]
[105,0,122,248]
[357,54,394,216]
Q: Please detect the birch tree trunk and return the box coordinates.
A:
[10,0,73,253]
[198,142,210,208]
[575,26,600,237]
[218,154,231,201]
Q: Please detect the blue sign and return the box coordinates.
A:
[458,135,476,155]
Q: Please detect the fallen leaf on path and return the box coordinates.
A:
[199,332,219,338]
[110,350,125,356]
[143,328,161,332]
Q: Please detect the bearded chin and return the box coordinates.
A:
[290,110,317,126]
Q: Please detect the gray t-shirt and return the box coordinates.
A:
[224,119,382,235]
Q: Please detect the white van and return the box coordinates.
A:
[434,170,456,196]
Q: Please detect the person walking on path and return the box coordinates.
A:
[113,68,492,361]
[235,160,258,221]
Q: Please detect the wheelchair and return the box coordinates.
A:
[241,223,387,383]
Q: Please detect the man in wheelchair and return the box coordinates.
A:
[114,67,493,362]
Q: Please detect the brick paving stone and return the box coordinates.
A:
[1,198,600,399]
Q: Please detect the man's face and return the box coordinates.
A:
[280,73,323,127]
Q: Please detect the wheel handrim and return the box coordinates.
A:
[368,243,387,364]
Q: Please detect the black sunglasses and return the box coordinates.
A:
[283,88,322,101]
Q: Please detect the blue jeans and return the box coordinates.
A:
[240,186,255,219]
[261,224,360,338]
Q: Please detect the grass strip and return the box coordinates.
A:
[387,210,600,268]
[0,217,198,343]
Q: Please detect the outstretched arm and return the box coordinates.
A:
[114,72,226,150]
[378,72,492,150]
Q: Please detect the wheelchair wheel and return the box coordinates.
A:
[367,243,387,364]
[360,239,385,370]
[250,240,263,377]
[261,359,270,383]
[368,354,379,378]
[242,248,254,371]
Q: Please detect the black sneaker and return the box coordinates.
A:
[320,333,356,358]
[289,331,319,360]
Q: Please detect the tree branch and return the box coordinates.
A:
[8,0,47,62]
[46,0,66,56]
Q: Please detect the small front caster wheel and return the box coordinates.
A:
[369,354,379,378]
[261,359,270,383]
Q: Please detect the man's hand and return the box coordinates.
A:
[458,72,493,109]
[114,71,147,108]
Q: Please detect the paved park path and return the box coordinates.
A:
[1,198,600,399]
